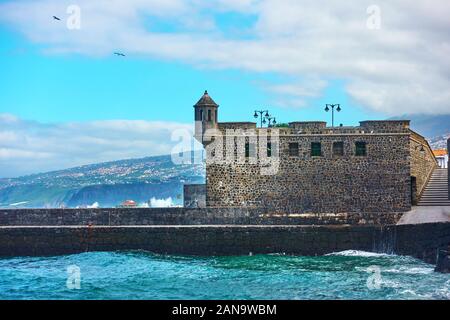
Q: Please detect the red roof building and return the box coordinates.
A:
[119,200,137,208]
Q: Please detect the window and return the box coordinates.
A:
[355,141,367,156]
[333,142,344,156]
[288,143,299,156]
[199,110,203,121]
[245,142,256,158]
[207,109,212,121]
[311,142,322,156]
[267,142,272,157]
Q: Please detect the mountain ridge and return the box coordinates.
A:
[0,154,205,208]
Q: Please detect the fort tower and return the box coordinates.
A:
[194,90,219,146]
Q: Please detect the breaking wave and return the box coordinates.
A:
[326,250,391,257]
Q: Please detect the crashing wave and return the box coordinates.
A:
[326,250,391,257]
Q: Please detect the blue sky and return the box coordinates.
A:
[0,0,448,177]
[0,24,377,126]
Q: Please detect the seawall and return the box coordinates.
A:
[0,208,402,226]
[0,224,449,263]
[0,209,449,267]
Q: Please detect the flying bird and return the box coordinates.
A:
[52,16,61,21]
[114,52,126,57]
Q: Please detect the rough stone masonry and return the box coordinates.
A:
[191,91,437,214]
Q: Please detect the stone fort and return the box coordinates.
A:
[185,90,437,214]
[0,90,448,271]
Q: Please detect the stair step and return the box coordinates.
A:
[419,200,450,204]
[423,192,448,194]
[420,194,448,199]
[421,193,448,195]
[418,203,450,205]
[421,169,449,206]
[422,192,449,194]
[419,201,450,205]
[424,187,448,189]
[422,191,448,193]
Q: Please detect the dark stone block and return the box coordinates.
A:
[435,249,450,273]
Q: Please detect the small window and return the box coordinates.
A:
[355,141,367,156]
[199,110,203,121]
[333,142,344,156]
[311,142,322,157]
[267,142,272,157]
[288,143,299,156]
[207,109,212,121]
[245,142,256,158]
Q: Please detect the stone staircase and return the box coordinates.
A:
[417,168,450,206]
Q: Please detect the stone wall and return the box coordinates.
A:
[288,121,327,131]
[0,222,449,260]
[359,120,410,133]
[0,208,403,226]
[183,184,206,208]
[218,122,257,130]
[206,132,412,213]
[385,222,450,265]
[410,132,437,197]
[448,138,450,200]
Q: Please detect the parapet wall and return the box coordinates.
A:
[288,121,327,131]
[359,120,410,133]
[0,208,403,226]
[448,138,450,200]
[410,132,437,197]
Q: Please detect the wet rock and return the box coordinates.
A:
[435,249,450,273]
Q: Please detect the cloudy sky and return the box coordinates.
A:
[0,0,449,177]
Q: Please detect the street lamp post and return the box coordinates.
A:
[254,110,270,128]
[267,117,277,128]
[325,104,342,127]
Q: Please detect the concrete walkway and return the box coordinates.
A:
[397,206,450,225]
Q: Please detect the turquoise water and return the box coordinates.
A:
[0,250,449,300]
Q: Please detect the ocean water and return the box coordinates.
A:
[0,250,449,300]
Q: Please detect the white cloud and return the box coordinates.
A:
[0,0,449,114]
[0,113,194,177]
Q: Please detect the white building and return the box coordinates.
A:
[433,149,448,168]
